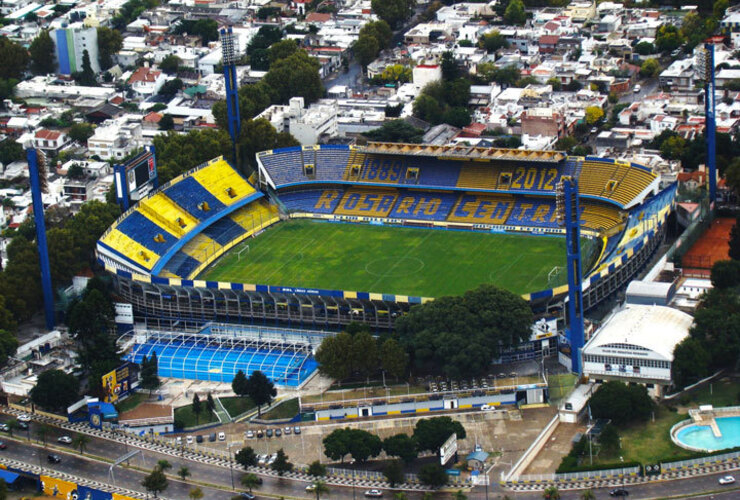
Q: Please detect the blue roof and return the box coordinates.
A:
[466,451,489,462]
[0,469,19,484]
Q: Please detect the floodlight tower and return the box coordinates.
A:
[220,26,241,165]
[556,176,584,375]
[27,148,55,330]
[698,43,717,205]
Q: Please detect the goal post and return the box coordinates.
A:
[548,266,563,284]
[237,244,250,261]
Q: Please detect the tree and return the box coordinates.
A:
[157,460,172,472]
[310,480,329,500]
[726,159,740,197]
[97,27,123,70]
[714,0,729,20]
[72,433,90,456]
[580,489,596,500]
[159,55,182,75]
[142,466,169,497]
[177,466,191,481]
[355,34,380,68]
[371,0,414,27]
[268,39,299,66]
[584,106,604,125]
[0,478,7,500]
[547,77,562,91]
[543,486,561,500]
[383,433,418,464]
[241,473,261,492]
[412,94,444,124]
[159,79,183,99]
[188,487,204,500]
[634,42,655,55]
[413,417,466,456]
[640,58,661,78]
[418,463,447,487]
[192,393,202,424]
[0,38,29,80]
[396,284,532,378]
[323,428,352,462]
[263,51,324,105]
[206,392,216,416]
[384,459,405,487]
[173,19,218,45]
[5,419,17,437]
[68,123,95,143]
[360,20,393,50]
[480,30,508,53]
[351,331,379,378]
[245,370,276,416]
[504,0,526,25]
[655,24,684,53]
[75,50,97,86]
[380,338,408,379]
[271,448,293,475]
[365,121,424,144]
[555,136,577,153]
[140,352,161,394]
[232,369,248,397]
[29,30,56,75]
[235,446,258,468]
[598,424,620,455]
[672,337,711,388]
[453,491,467,500]
[710,260,740,289]
[30,369,80,412]
[659,135,686,161]
[247,26,283,56]
[36,423,51,447]
[730,218,740,261]
[307,460,326,477]
[442,107,471,128]
[153,128,232,183]
[0,330,18,365]
[588,381,653,425]
[440,51,459,81]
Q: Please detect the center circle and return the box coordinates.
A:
[365,257,425,277]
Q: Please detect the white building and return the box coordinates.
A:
[52,23,100,76]
[258,97,339,146]
[87,118,142,160]
[128,66,166,97]
[582,304,693,397]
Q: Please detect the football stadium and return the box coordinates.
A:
[97,143,676,384]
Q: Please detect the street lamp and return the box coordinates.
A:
[228,443,235,490]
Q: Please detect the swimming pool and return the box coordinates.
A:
[675,416,740,452]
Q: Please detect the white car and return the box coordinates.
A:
[17,414,31,422]
[719,475,735,485]
[364,490,383,498]
[633,84,641,94]
[218,432,226,441]
[175,437,182,446]
[245,430,254,439]
[480,404,495,411]
[306,484,317,492]
[57,436,72,444]
[186,435,194,445]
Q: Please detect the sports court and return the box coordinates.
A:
[682,217,734,274]
[200,219,598,297]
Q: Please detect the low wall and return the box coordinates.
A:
[506,414,559,480]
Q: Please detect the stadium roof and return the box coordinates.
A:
[584,304,692,361]
[362,142,566,163]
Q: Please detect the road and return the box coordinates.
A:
[618,79,660,105]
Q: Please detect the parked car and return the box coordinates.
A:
[47,454,61,464]
[239,493,256,500]
[196,435,204,443]
[0,424,8,432]
[364,489,383,498]
[208,433,217,442]
[258,454,268,466]
[218,432,226,441]
[609,489,629,497]
[293,426,301,435]
[175,436,182,446]
[306,484,317,492]
[0,441,6,449]
[256,430,264,438]
[186,435,194,445]
[17,414,31,422]
[284,426,291,435]
[633,84,641,94]
[480,404,495,411]
[719,475,735,485]
[265,429,273,438]
[57,436,72,444]
[17,422,28,430]
[275,428,282,437]
[246,430,254,439]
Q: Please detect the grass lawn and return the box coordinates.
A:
[219,396,255,418]
[259,398,299,420]
[115,392,147,413]
[676,376,740,407]
[174,405,219,428]
[199,220,596,297]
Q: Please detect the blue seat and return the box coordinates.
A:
[164,176,226,219]
[389,191,458,221]
[278,189,344,214]
[202,217,245,246]
[116,211,179,254]
[260,147,304,187]
[506,198,560,228]
[164,251,201,278]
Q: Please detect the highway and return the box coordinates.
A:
[2,416,740,499]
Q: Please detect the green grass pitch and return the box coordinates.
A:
[200,220,589,297]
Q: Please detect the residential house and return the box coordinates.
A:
[34,129,68,152]
[128,66,166,97]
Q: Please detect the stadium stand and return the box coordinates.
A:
[455,163,500,190]
[388,191,458,221]
[181,233,221,261]
[314,145,352,181]
[334,188,398,217]
[163,251,201,278]
[447,193,515,224]
[164,176,227,218]
[190,158,256,205]
[202,217,245,246]
[115,211,179,255]
[506,198,559,228]
[581,203,623,231]
[99,228,159,270]
[137,192,199,237]
[259,147,305,186]
[230,198,279,230]
[279,189,345,214]
[578,158,656,206]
